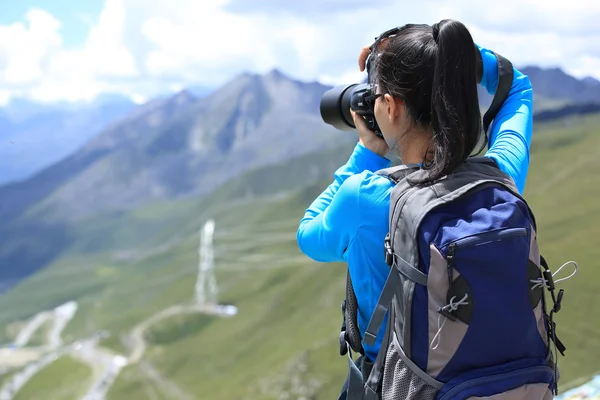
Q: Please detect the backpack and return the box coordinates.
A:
[338,158,578,400]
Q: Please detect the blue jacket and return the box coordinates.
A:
[296,44,534,362]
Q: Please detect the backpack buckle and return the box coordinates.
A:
[339,300,349,356]
[339,331,349,356]
[384,233,393,266]
[543,269,555,291]
[552,289,564,314]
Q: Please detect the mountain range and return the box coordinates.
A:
[478,66,600,111]
[0,95,136,185]
[0,64,599,292]
[521,66,600,104]
[0,69,350,291]
[0,69,346,225]
[3,63,598,188]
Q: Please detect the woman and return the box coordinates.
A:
[296,20,532,366]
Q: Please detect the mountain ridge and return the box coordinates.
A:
[1,63,597,186]
[521,66,600,103]
[0,98,136,185]
[0,69,351,291]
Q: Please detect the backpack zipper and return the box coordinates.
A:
[441,227,529,322]
[443,227,527,308]
[444,227,528,254]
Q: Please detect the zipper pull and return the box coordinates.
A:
[447,243,456,289]
[440,243,458,322]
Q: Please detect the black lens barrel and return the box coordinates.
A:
[320,84,359,130]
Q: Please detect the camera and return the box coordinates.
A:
[319,83,383,137]
[319,27,398,138]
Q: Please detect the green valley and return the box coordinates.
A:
[1,112,599,399]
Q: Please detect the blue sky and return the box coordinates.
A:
[0,0,597,105]
[0,0,104,47]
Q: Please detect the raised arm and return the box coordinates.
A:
[296,142,391,262]
[478,44,534,194]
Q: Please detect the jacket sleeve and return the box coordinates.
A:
[296,142,391,263]
[478,44,534,195]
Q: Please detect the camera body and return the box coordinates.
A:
[319,28,396,138]
[320,83,382,137]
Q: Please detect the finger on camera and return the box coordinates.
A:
[351,111,373,135]
[351,110,365,127]
[358,45,371,71]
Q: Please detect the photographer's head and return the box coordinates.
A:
[371,19,482,182]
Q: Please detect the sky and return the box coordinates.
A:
[0,0,598,106]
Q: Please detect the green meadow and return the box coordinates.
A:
[1,113,599,399]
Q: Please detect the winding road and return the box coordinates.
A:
[0,219,241,400]
[0,302,236,400]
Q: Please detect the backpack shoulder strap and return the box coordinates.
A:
[375,163,421,183]
[482,51,514,135]
[465,155,500,168]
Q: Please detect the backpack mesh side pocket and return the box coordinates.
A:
[381,332,442,400]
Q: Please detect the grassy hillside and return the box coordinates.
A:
[0,141,356,329]
[523,113,600,383]
[14,356,92,400]
[1,113,599,398]
[533,94,573,112]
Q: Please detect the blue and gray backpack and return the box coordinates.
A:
[338,54,578,400]
[340,159,576,400]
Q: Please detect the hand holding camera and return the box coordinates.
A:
[351,109,389,157]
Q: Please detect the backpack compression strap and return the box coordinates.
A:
[340,271,364,356]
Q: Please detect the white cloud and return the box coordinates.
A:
[131,93,147,104]
[0,90,10,107]
[0,0,138,104]
[140,0,271,83]
[0,0,598,104]
[0,9,62,86]
[133,0,600,89]
[33,0,139,103]
[84,0,137,78]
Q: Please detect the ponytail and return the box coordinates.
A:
[425,19,482,182]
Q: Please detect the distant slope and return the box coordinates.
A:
[0,138,356,293]
[479,66,600,112]
[0,138,356,325]
[0,138,354,304]
[0,96,135,185]
[0,70,352,291]
[521,66,600,104]
[534,102,600,122]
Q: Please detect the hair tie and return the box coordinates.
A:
[432,23,440,43]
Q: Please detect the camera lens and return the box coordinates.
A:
[320,84,358,131]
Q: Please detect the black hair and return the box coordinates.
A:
[373,19,482,184]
